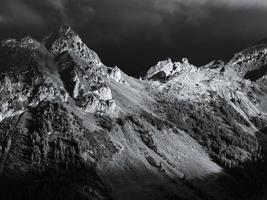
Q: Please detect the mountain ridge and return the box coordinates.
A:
[0,25,266,200]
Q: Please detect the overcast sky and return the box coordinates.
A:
[0,0,267,76]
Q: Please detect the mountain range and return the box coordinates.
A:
[0,24,266,200]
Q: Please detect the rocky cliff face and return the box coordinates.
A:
[0,25,266,200]
[229,43,267,80]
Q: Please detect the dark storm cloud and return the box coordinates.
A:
[0,0,43,25]
[0,0,267,75]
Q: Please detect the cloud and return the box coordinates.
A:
[213,0,267,8]
[47,0,65,11]
[47,0,67,21]
[0,0,267,75]
[0,0,265,31]
[0,15,4,23]
[163,0,267,8]
[0,0,266,44]
[0,0,44,26]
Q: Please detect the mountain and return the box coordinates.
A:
[0,25,266,200]
[228,43,267,82]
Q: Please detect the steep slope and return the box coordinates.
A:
[145,57,267,163]
[0,25,266,200]
[228,43,267,81]
[145,56,267,199]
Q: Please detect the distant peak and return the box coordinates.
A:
[145,58,194,81]
[1,36,40,50]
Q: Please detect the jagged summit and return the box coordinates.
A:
[0,25,128,122]
[145,58,195,81]
[44,24,101,65]
[1,36,41,50]
[59,24,72,35]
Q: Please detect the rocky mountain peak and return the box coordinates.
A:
[0,25,123,123]
[44,24,101,65]
[145,58,195,81]
[58,24,72,35]
[1,36,41,50]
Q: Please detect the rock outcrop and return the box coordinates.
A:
[145,58,196,81]
[228,43,267,80]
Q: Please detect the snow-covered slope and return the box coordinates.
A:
[0,25,266,200]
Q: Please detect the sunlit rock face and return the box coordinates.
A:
[228,43,267,80]
[0,37,69,122]
[54,41,116,113]
[109,66,126,84]
[45,24,101,66]
[0,24,119,122]
[145,58,196,81]
[144,46,267,169]
[0,25,266,200]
